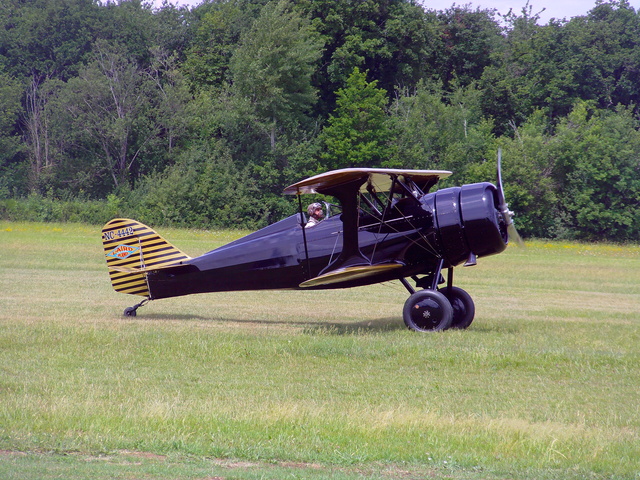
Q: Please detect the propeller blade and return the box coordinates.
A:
[507,222,524,247]
[496,149,524,246]
[497,148,506,206]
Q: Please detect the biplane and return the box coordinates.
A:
[102,154,520,331]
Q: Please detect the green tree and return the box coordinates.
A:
[0,0,102,81]
[435,5,503,90]
[21,76,66,193]
[561,1,640,112]
[134,140,266,229]
[0,71,25,197]
[182,1,248,92]
[229,0,323,150]
[481,0,640,134]
[320,67,394,170]
[98,0,159,66]
[479,3,554,133]
[295,0,441,115]
[145,46,192,157]
[491,110,559,238]
[151,1,193,60]
[551,101,640,241]
[45,40,159,194]
[390,80,494,176]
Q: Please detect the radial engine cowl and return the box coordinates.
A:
[434,182,508,267]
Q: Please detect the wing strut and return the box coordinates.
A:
[316,175,369,275]
[297,191,312,278]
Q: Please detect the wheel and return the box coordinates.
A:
[403,289,453,332]
[124,306,137,317]
[439,286,475,329]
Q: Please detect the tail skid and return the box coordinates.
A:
[102,218,191,299]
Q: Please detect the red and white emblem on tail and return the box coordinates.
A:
[106,244,140,259]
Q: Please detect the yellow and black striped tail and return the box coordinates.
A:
[102,218,191,297]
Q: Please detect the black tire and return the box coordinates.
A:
[403,290,453,332]
[439,286,475,329]
[124,307,137,317]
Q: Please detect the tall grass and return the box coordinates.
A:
[1,221,639,479]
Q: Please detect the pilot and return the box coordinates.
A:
[305,202,324,228]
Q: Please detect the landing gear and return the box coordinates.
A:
[123,298,149,317]
[439,286,475,329]
[403,289,453,332]
[400,265,475,332]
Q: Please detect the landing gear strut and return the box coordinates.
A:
[123,298,149,317]
[400,266,475,332]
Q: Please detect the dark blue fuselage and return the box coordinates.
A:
[146,182,506,300]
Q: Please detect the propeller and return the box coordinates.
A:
[496,148,524,246]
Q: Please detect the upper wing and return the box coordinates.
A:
[283,168,451,195]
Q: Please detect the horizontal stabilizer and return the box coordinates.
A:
[299,263,404,288]
[107,263,193,275]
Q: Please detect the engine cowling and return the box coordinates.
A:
[433,182,508,267]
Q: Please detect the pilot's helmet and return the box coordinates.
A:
[307,202,322,216]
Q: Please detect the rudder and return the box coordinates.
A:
[102,218,191,297]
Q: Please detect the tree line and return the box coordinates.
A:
[1,0,639,241]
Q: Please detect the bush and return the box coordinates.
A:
[0,195,117,225]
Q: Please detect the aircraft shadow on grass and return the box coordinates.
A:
[125,313,210,321]
[122,312,519,335]
[133,314,404,334]
[303,317,406,334]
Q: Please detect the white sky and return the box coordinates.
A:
[154,0,639,25]
[424,0,640,23]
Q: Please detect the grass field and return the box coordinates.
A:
[1,221,639,480]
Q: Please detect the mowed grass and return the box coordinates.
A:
[0,221,639,480]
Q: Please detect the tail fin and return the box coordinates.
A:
[102,218,191,297]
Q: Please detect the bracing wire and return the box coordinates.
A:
[363,177,442,259]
